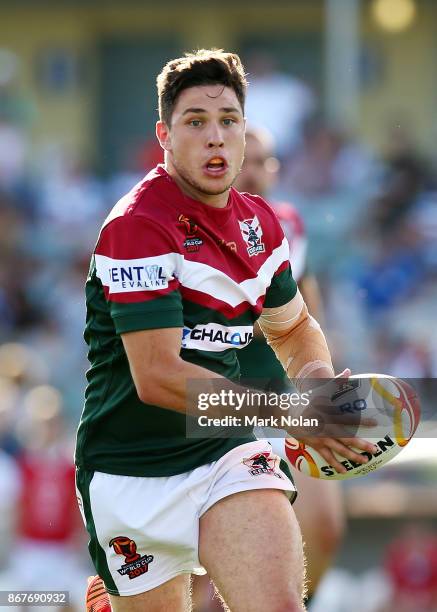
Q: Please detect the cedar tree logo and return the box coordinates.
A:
[238,216,265,256]
[178,214,203,253]
[110,536,154,580]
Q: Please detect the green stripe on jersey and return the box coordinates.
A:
[77,273,254,477]
[76,260,295,477]
[183,298,255,327]
[264,266,297,308]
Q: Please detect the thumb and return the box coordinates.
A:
[335,368,351,379]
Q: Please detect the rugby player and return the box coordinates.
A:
[235,127,345,606]
[76,49,375,612]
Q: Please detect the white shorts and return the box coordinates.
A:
[76,440,296,596]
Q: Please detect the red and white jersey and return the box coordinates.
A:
[272,202,308,283]
[76,165,299,476]
[17,448,79,543]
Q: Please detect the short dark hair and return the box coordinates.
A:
[157,48,247,126]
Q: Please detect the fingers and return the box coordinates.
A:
[317,446,349,475]
[305,437,379,475]
[325,439,373,466]
[340,437,378,454]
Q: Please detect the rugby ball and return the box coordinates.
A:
[266,374,420,480]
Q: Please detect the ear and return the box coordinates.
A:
[156,121,172,152]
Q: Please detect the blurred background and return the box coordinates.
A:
[0,0,436,610]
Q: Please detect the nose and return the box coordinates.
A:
[207,123,224,148]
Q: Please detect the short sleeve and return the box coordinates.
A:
[93,214,184,334]
[263,262,298,308]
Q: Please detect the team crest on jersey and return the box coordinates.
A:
[243,452,282,478]
[178,214,203,253]
[109,536,154,580]
[238,216,265,257]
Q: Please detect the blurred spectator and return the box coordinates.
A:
[380,524,437,611]
[309,569,360,612]
[407,190,437,272]
[0,376,21,457]
[280,118,376,199]
[0,48,36,197]
[386,336,433,378]
[0,50,436,612]
[0,447,21,569]
[0,385,90,611]
[37,151,104,228]
[244,50,316,157]
[366,155,429,241]
[106,138,160,204]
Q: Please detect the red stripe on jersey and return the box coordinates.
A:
[102,283,178,304]
[274,260,289,276]
[180,286,265,319]
[95,165,291,310]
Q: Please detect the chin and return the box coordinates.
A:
[196,173,235,196]
[175,161,235,198]
[201,182,231,196]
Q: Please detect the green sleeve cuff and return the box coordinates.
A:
[109,290,183,333]
[264,266,298,308]
[113,308,184,334]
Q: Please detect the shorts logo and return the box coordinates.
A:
[109,536,154,580]
[243,451,282,478]
[238,216,265,257]
[178,214,203,253]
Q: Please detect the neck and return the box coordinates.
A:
[164,160,229,209]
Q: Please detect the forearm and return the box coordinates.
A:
[137,357,226,415]
[258,290,334,391]
[122,325,316,427]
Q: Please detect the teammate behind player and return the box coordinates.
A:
[235,127,345,604]
[76,49,375,612]
[236,127,323,389]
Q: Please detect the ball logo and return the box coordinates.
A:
[370,377,420,447]
[285,439,320,478]
[268,374,421,480]
[109,536,154,580]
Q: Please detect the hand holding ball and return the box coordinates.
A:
[268,374,420,480]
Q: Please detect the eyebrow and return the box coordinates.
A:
[182,106,241,116]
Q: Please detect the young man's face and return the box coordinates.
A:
[157,84,245,206]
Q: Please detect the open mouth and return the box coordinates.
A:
[204,157,228,174]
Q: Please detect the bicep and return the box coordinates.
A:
[121,327,183,387]
[259,290,305,334]
[264,263,298,309]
